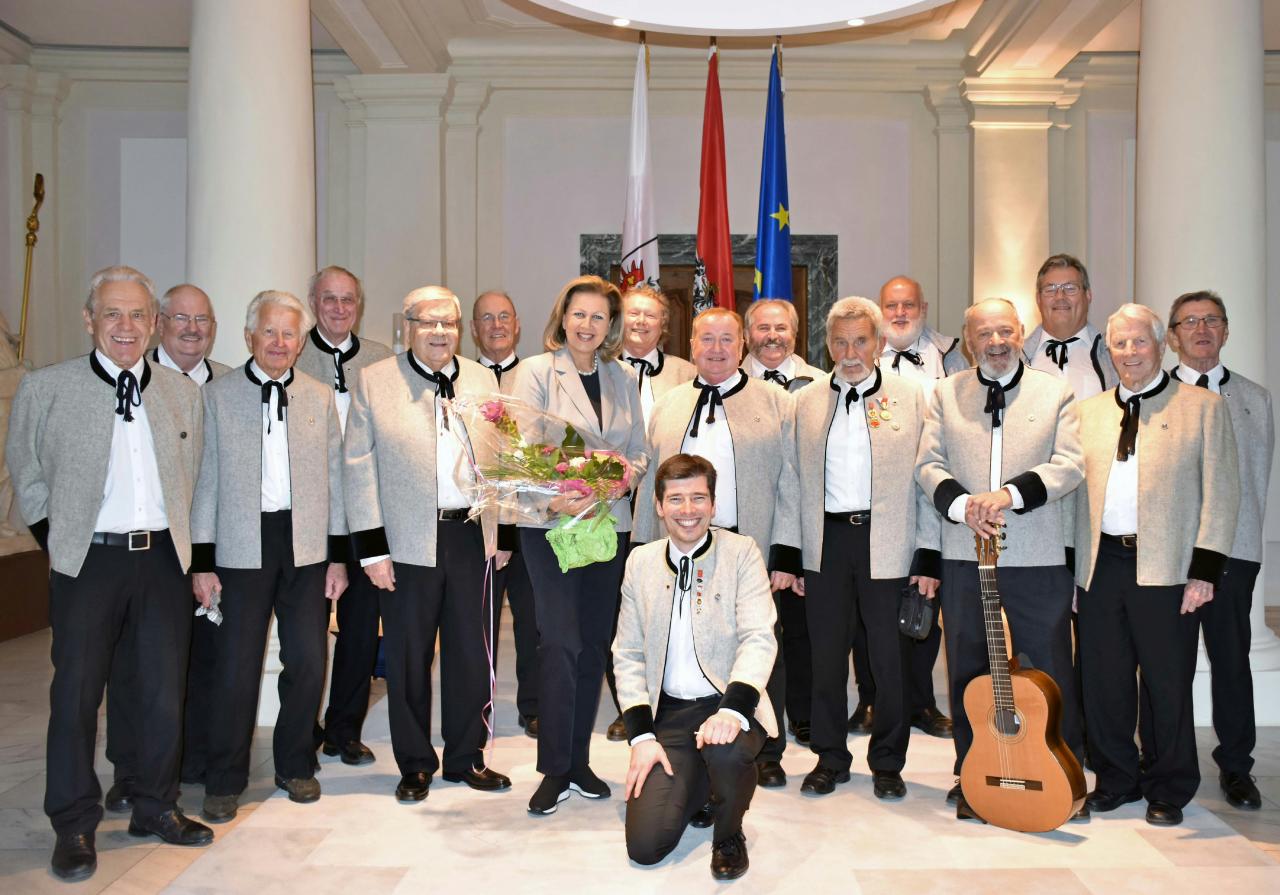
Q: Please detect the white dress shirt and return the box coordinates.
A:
[746,353,796,383]
[1100,372,1162,535]
[315,331,354,432]
[94,351,169,533]
[1174,363,1225,394]
[436,360,476,511]
[1031,325,1102,401]
[681,372,742,529]
[252,359,292,512]
[623,347,661,425]
[478,352,518,386]
[825,374,875,512]
[947,365,1025,523]
[880,335,945,398]
[154,343,210,386]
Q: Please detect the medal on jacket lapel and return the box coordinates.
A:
[695,569,705,612]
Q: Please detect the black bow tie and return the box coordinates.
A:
[310,329,359,393]
[625,354,665,392]
[891,349,923,372]
[689,373,747,438]
[407,352,460,428]
[1114,373,1170,462]
[244,362,293,433]
[486,356,518,385]
[976,363,1024,429]
[1195,373,1210,389]
[830,367,882,413]
[90,353,151,423]
[763,369,790,388]
[1044,337,1079,370]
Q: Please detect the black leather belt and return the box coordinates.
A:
[90,529,164,551]
[1101,533,1138,549]
[438,508,471,522]
[825,511,871,525]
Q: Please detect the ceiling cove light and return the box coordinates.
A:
[848,19,866,27]
[612,18,630,27]
[527,2,952,37]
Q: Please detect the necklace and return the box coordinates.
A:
[575,352,599,375]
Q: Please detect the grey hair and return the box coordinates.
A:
[403,285,462,321]
[826,295,883,338]
[1106,302,1165,347]
[745,298,799,332]
[85,265,157,317]
[159,283,213,317]
[308,265,364,306]
[963,297,1021,330]
[244,290,313,332]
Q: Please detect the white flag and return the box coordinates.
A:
[620,42,659,291]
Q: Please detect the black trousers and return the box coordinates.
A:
[756,586,812,762]
[520,528,624,777]
[1080,539,1200,806]
[852,607,943,713]
[322,562,381,745]
[379,520,490,776]
[1138,557,1260,777]
[625,695,766,864]
[180,611,217,783]
[204,511,328,796]
[806,518,910,772]
[45,532,190,835]
[491,551,539,719]
[940,559,1080,776]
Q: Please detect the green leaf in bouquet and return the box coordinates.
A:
[561,423,586,452]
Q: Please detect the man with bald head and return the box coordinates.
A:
[916,298,1085,821]
[151,284,230,382]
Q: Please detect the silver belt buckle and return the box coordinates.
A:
[128,530,151,551]
[1120,534,1137,549]
[849,513,867,526]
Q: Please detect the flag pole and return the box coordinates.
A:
[17,173,44,363]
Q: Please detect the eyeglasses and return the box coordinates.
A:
[406,316,459,332]
[477,312,513,325]
[161,312,213,328]
[319,295,358,308]
[1173,315,1227,330]
[1038,283,1083,298]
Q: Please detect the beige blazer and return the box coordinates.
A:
[6,356,202,577]
[343,354,498,566]
[612,531,779,740]
[633,376,801,570]
[795,370,940,579]
[1074,379,1240,589]
[506,348,649,532]
[295,330,394,395]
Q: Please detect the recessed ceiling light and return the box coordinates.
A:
[848,18,866,27]
[612,17,630,27]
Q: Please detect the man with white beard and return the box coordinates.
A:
[877,276,967,391]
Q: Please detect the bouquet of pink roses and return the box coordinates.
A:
[452,395,631,571]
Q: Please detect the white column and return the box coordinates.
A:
[925,83,972,339]
[1134,0,1280,724]
[444,81,490,323]
[187,0,316,365]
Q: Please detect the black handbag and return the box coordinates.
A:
[898,583,934,641]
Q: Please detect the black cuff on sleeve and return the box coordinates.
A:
[498,523,520,553]
[191,542,216,573]
[1004,471,1047,513]
[1188,547,1229,587]
[29,518,49,554]
[328,535,351,564]
[1065,546,1076,572]
[718,681,761,720]
[350,527,390,561]
[622,704,655,741]
[932,478,968,522]
[768,544,802,576]
[909,548,942,580]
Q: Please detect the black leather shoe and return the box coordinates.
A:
[443,767,512,791]
[710,830,749,881]
[945,781,962,805]
[1145,800,1183,826]
[275,775,321,803]
[1070,802,1091,822]
[104,778,134,814]
[755,760,787,788]
[322,740,375,766]
[956,793,987,823]
[872,770,906,800]
[518,714,539,739]
[1086,788,1143,813]
[800,763,851,795]
[788,720,811,746]
[847,702,874,734]
[606,715,628,741]
[128,809,214,846]
[201,793,239,824]
[528,775,570,815]
[1221,772,1262,810]
[910,706,954,739]
[690,800,715,829]
[395,772,431,802]
[569,766,610,799]
[50,832,96,882]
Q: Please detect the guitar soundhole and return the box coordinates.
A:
[993,708,1021,738]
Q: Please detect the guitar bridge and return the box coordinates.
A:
[985,776,1044,791]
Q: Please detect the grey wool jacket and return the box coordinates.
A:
[294,329,394,396]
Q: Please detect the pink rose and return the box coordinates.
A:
[555,462,570,474]
[541,445,558,456]
[558,479,592,497]
[480,401,506,424]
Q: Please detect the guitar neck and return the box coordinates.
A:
[977,559,1015,712]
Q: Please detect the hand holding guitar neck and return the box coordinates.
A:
[965,488,1014,537]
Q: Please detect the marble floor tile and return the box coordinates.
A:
[856,868,1091,895]
[1073,866,1280,894]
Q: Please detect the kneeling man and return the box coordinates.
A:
[614,454,777,881]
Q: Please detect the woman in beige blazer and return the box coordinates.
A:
[507,275,649,816]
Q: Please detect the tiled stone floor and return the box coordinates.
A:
[0,615,1277,893]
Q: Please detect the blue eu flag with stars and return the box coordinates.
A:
[753,46,791,301]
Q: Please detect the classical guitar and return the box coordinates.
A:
[959,530,1086,832]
